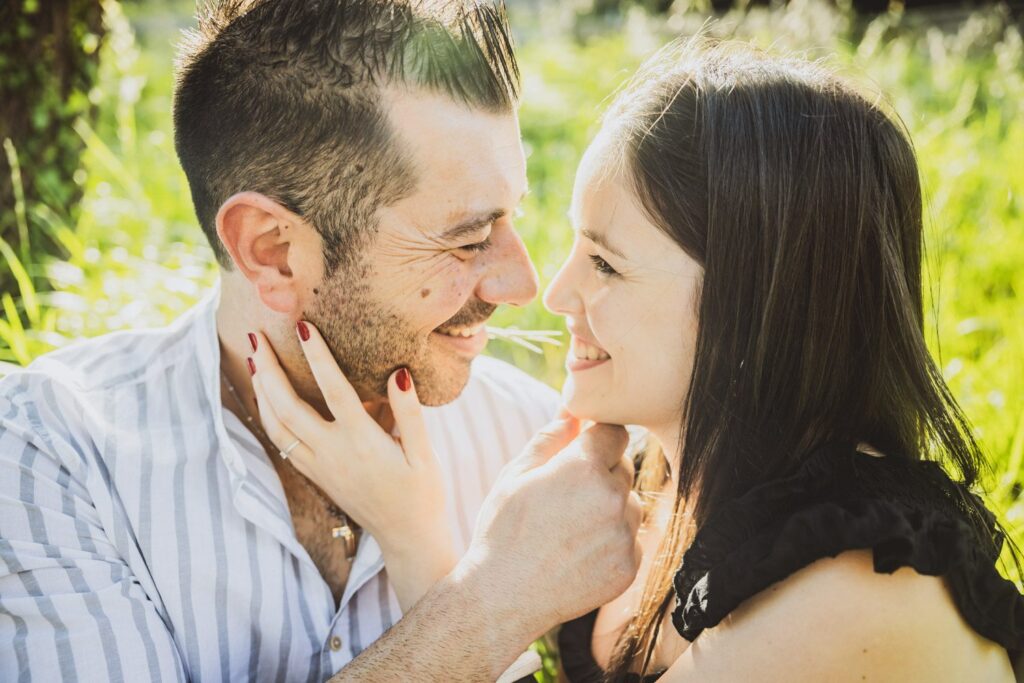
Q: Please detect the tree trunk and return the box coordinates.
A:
[0,0,105,296]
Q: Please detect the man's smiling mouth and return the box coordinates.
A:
[431,323,490,357]
[435,323,487,338]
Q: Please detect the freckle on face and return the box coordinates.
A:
[421,288,431,298]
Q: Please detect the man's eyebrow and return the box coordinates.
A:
[438,189,530,242]
[581,228,626,259]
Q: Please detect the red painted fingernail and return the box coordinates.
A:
[396,368,411,392]
[248,332,257,352]
[247,357,256,376]
[297,321,310,342]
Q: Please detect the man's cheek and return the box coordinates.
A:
[419,277,477,322]
[384,258,463,309]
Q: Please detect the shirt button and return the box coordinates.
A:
[329,636,343,652]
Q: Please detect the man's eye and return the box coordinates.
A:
[589,254,619,277]
[460,238,492,253]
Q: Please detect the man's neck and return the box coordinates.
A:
[214,275,395,436]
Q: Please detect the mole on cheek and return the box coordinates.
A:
[313,288,320,295]
[420,288,431,299]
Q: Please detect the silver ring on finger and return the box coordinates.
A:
[279,438,302,460]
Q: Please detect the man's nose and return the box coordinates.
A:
[474,226,539,308]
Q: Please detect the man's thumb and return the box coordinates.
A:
[514,415,581,473]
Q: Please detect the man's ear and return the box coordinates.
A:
[216,191,311,314]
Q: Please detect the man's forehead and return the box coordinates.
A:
[378,87,526,236]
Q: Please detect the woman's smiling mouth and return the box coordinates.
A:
[568,335,611,371]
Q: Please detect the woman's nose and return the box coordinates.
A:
[543,249,583,316]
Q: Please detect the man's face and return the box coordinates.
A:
[306,87,536,406]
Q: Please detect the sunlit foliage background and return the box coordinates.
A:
[2,1,1022,677]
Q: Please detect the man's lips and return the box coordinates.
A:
[434,320,489,338]
[431,324,488,356]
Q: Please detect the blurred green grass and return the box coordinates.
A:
[1,2,1022,675]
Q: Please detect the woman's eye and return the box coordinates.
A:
[589,254,619,277]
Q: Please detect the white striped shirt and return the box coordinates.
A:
[0,281,559,682]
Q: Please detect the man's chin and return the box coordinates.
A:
[412,349,476,407]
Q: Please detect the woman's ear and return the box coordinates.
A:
[216,191,322,314]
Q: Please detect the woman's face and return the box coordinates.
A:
[544,130,703,434]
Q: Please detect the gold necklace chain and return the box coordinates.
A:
[220,367,358,560]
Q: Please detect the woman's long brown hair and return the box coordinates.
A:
[600,37,1016,680]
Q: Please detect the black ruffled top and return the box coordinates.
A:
[559,442,1024,681]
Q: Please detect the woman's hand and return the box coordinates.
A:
[247,321,456,612]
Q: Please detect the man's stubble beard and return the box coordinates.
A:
[303,261,477,407]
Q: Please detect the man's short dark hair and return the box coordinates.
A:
[173,0,520,273]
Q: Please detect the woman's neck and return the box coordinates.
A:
[647,420,683,485]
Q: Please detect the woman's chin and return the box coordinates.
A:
[562,389,626,425]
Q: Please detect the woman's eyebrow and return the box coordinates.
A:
[581,228,627,259]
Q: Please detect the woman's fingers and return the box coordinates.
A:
[249,331,323,442]
[386,368,433,466]
[251,374,314,462]
[294,321,364,424]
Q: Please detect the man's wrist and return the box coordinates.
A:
[449,546,544,672]
[327,547,540,682]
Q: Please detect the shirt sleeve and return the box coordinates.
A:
[0,407,187,682]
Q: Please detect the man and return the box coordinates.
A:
[0,1,641,680]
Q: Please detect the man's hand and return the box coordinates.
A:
[329,416,643,682]
[464,416,644,641]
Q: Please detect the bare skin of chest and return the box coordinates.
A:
[273,458,354,608]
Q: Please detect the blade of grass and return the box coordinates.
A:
[2,138,30,266]
[0,237,40,327]
[997,407,1024,503]
[73,118,148,207]
[1,294,30,365]
[33,204,85,263]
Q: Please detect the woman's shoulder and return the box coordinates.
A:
[671,441,1024,661]
[660,549,1015,682]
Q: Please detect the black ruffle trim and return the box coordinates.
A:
[670,444,1024,658]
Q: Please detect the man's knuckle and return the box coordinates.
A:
[610,554,635,589]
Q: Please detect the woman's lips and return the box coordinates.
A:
[567,356,610,372]
[567,335,610,372]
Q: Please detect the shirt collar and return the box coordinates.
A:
[187,278,387,610]
[184,278,249,477]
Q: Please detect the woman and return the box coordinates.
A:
[544,38,1024,681]
[251,38,1024,680]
